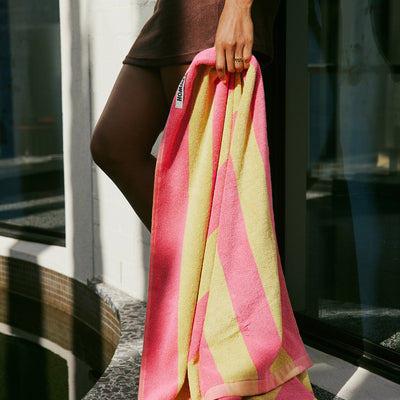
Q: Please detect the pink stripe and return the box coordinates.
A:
[188,293,209,362]
[250,68,268,183]
[275,376,315,400]
[212,76,229,175]
[278,264,312,368]
[199,334,226,398]
[207,78,230,238]
[139,66,196,400]
[208,105,237,237]
[207,161,227,236]
[250,63,278,238]
[216,156,282,378]
[248,58,313,374]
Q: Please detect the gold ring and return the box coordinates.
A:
[234,57,243,62]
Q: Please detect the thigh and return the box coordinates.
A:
[93,64,169,162]
[160,64,191,106]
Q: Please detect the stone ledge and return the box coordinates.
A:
[0,256,119,372]
[84,280,146,400]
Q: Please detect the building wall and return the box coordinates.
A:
[87,0,156,300]
[0,0,156,301]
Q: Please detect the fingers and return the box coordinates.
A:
[215,37,253,81]
[216,47,245,82]
[226,45,236,75]
[216,45,252,82]
[227,48,252,75]
[216,45,226,82]
[234,49,244,73]
[243,42,252,70]
[215,44,239,82]
[214,1,254,82]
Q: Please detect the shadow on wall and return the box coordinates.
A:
[67,0,105,398]
[4,254,48,398]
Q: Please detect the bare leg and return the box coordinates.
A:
[90,63,189,230]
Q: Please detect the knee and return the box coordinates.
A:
[90,121,151,173]
[90,123,116,171]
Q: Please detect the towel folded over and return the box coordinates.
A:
[139,48,315,400]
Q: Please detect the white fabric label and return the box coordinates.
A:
[175,70,188,109]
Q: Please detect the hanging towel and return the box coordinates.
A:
[139,47,315,400]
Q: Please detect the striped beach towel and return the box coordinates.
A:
[139,48,315,400]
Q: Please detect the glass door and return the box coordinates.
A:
[285,0,400,379]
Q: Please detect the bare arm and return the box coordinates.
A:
[214,0,254,82]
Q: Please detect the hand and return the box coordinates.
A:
[214,0,254,82]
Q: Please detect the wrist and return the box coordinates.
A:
[225,0,254,10]
[237,0,253,8]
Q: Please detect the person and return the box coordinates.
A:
[90,3,318,399]
[90,0,280,231]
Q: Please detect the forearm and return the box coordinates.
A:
[215,0,255,79]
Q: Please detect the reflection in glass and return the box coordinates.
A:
[306,0,400,353]
[0,0,64,236]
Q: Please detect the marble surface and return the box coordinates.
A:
[312,385,344,400]
[83,280,341,400]
[83,280,146,400]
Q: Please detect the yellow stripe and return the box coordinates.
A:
[233,72,244,113]
[177,66,217,384]
[198,228,218,300]
[270,347,298,377]
[242,385,282,400]
[241,371,314,399]
[187,353,203,400]
[229,65,282,338]
[217,72,245,170]
[203,249,258,382]
[297,370,313,393]
[218,82,233,169]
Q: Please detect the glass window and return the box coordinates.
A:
[298,0,400,353]
[0,0,64,242]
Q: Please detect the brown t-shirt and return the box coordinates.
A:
[123,0,280,67]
